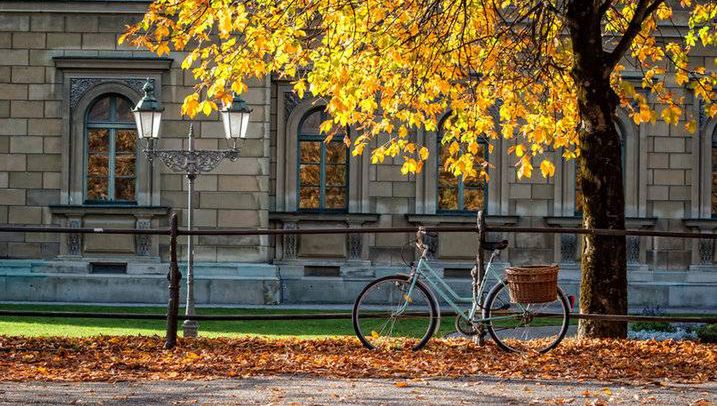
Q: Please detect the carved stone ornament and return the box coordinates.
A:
[68,218,82,256]
[136,218,152,256]
[70,78,153,110]
[348,233,362,260]
[284,92,301,120]
[626,235,641,264]
[698,238,714,265]
[699,97,707,131]
[560,233,577,263]
[283,222,298,259]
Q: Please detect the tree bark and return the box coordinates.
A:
[567,1,628,338]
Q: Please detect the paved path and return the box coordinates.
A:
[0,377,714,405]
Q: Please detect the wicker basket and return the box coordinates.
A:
[505,265,559,303]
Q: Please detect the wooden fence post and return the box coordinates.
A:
[476,210,486,285]
[164,211,181,349]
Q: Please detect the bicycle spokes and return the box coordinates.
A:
[484,283,570,353]
[353,276,438,351]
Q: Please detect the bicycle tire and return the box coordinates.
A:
[352,274,439,351]
[483,281,570,353]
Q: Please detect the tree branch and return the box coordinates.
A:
[597,0,615,17]
[605,0,664,70]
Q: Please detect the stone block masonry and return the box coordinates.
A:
[0,3,715,309]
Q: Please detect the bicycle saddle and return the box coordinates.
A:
[482,239,509,251]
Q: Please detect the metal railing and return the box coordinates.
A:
[1,211,717,349]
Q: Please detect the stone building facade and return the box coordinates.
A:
[0,1,715,309]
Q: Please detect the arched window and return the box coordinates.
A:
[437,119,488,212]
[84,94,137,203]
[297,108,349,211]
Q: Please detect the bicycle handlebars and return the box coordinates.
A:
[415,211,502,259]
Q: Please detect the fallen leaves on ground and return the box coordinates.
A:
[0,335,714,384]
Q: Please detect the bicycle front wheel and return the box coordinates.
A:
[352,275,438,351]
[483,281,570,353]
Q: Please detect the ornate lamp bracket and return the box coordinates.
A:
[142,148,240,176]
[140,125,241,176]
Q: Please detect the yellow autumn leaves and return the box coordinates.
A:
[181,94,216,117]
[608,2,717,136]
[123,0,717,182]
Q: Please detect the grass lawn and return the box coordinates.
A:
[0,304,364,338]
[0,304,567,338]
[0,304,471,338]
[5,304,700,339]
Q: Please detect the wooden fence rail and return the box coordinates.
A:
[1,210,716,348]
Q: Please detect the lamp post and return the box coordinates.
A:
[133,79,252,337]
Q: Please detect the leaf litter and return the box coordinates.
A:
[0,336,714,384]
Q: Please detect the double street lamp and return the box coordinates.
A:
[132,79,252,337]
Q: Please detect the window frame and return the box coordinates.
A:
[711,134,717,218]
[436,132,489,214]
[83,94,139,205]
[296,108,350,213]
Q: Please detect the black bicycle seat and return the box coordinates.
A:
[482,239,509,251]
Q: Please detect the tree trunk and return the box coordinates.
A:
[567,1,628,338]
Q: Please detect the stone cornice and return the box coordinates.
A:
[545,216,658,228]
[49,205,170,216]
[625,217,659,228]
[544,216,582,227]
[269,212,380,224]
[0,1,150,14]
[54,57,173,71]
[405,214,519,226]
[683,218,717,230]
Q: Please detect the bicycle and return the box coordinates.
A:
[352,219,572,353]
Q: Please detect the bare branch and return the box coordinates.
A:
[598,0,615,17]
[605,0,665,70]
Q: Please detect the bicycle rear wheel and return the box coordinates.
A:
[352,275,438,351]
[483,281,570,353]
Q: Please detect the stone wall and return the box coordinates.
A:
[367,133,417,266]
[268,75,717,274]
[1,1,716,307]
[0,5,271,264]
[1,12,64,259]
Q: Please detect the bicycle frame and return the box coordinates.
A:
[399,248,523,325]
[354,217,569,353]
